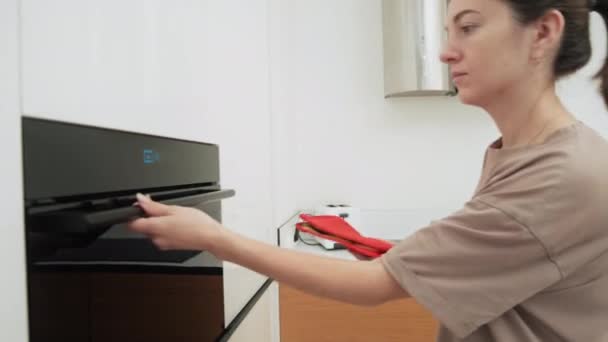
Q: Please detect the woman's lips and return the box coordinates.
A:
[452,72,467,85]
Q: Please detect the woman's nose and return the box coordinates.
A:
[440,44,460,64]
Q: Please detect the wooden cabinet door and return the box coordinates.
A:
[29,271,225,342]
[28,272,90,342]
[90,273,224,342]
[280,285,438,342]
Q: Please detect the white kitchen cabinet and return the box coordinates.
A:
[228,287,273,342]
[0,0,28,341]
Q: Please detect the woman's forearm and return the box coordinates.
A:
[211,228,408,306]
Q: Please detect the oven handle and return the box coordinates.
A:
[27,189,235,237]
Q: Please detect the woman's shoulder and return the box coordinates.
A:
[476,122,608,225]
[565,123,608,194]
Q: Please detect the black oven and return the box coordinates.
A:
[23,117,236,341]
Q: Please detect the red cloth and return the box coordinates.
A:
[296,214,393,258]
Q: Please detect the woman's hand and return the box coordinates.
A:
[128,193,223,251]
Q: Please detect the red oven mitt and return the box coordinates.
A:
[295,222,383,258]
[296,214,394,258]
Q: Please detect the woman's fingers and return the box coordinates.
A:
[128,216,170,236]
[127,216,169,248]
[136,193,172,217]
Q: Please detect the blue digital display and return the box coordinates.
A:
[143,149,160,164]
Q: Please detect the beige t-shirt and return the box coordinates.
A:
[381,121,608,342]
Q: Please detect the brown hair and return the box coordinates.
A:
[503,0,608,106]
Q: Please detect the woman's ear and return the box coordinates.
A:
[531,9,565,62]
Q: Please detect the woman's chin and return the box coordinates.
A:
[457,89,481,106]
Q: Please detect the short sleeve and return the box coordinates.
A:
[380,199,562,338]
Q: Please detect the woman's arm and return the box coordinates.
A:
[128,194,409,306]
[216,228,408,306]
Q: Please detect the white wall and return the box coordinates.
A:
[0,0,28,340]
[267,0,298,340]
[278,0,493,239]
[269,0,298,228]
[277,1,608,239]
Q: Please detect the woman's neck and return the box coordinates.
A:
[484,82,576,148]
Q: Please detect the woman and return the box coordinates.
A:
[129,0,608,341]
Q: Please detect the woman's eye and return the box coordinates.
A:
[461,25,477,34]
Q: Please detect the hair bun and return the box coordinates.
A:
[591,0,607,12]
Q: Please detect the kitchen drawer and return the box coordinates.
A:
[279,284,438,342]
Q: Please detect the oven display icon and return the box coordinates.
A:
[143,149,160,164]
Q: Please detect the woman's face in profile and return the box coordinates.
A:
[440,0,538,107]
